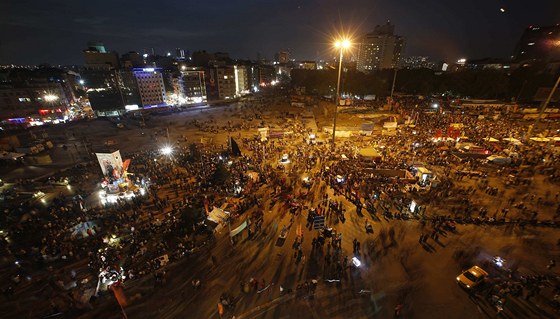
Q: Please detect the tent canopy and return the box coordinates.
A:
[358,148,381,158]
[0,151,25,160]
[530,137,550,142]
[207,207,229,224]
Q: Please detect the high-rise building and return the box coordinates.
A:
[121,52,144,69]
[513,24,560,63]
[357,22,405,72]
[215,66,236,100]
[132,68,166,107]
[0,82,69,121]
[179,68,207,104]
[234,65,249,96]
[83,42,120,70]
[87,41,107,53]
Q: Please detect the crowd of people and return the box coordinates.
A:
[1,94,559,318]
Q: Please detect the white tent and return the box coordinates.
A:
[358,148,381,159]
[502,138,522,145]
[530,137,550,142]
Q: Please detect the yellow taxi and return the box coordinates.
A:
[456,265,488,289]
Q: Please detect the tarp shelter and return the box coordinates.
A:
[358,148,382,161]
[486,155,512,164]
[416,167,433,182]
[483,137,499,142]
[0,151,25,160]
[360,123,374,135]
[207,207,229,223]
[207,207,230,233]
[530,137,550,142]
[502,138,522,145]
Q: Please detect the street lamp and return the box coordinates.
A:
[527,40,560,137]
[160,146,173,156]
[332,39,351,147]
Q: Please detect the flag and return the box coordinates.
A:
[230,137,242,156]
[111,282,128,307]
[122,159,131,173]
[296,224,302,237]
[204,197,209,215]
[217,302,224,316]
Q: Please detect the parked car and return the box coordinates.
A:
[456,265,488,289]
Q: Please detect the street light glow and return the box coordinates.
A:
[161,146,173,155]
[335,39,351,49]
[44,94,59,102]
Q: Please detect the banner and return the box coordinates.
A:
[96,150,123,176]
[230,220,248,237]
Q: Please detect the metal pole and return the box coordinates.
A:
[332,47,343,148]
[390,68,398,100]
[228,218,233,245]
[531,73,560,137]
[118,302,129,319]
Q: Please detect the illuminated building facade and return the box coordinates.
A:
[357,22,405,72]
[179,68,207,104]
[132,68,166,107]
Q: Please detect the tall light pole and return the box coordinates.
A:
[530,73,560,137]
[332,39,351,148]
[390,68,398,100]
[529,39,560,137]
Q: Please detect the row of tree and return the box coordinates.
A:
[290,65,559,102]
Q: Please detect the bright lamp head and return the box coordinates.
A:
[160,146,173,155]
[335,39,351,49]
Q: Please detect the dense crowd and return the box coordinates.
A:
[1,95,559,317]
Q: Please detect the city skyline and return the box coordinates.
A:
[1,0,559,65]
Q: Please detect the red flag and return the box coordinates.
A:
[122,159,131,173]
[204,197,210,215]
[217,303,224,316]
[111,282,128,307]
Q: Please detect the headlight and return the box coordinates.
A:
[456,277,460,281]
[466,285,470,288]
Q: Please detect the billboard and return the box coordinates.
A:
[96,150,123,177]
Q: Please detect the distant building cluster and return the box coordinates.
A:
[401,56,436,70]
[0,43,316,122]
[1,22,559,124]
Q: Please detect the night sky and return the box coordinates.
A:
[1,0,559,65]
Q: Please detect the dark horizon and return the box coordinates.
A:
[1,0,559,65]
